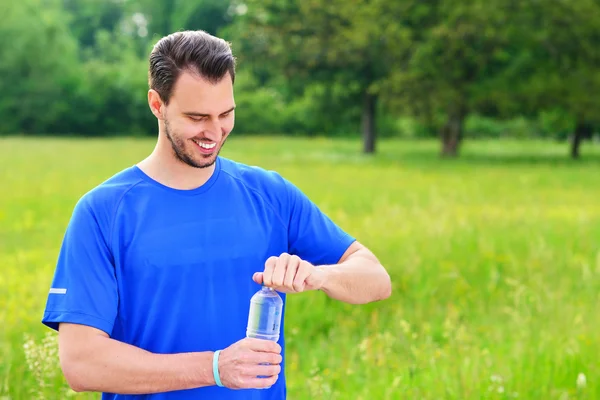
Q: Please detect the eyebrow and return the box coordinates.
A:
[183,106,236,117]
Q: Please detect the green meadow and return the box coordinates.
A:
[1,136,599,399]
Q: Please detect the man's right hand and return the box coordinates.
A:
[217,337,282,389]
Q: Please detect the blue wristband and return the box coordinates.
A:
[213,350,224,387]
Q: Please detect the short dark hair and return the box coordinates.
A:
[148,30,236,104]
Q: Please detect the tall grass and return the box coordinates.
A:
[1,136,599,399]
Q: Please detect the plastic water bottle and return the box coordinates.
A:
[246,286,283,341]
[246,286,283,387]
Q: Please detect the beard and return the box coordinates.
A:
[164,119,225,169]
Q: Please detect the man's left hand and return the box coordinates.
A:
[252,253,325,294]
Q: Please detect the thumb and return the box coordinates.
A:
[252,272,263,284]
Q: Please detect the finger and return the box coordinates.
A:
[245,350,282,366]
[247,374,279,389]
[245,338,282,353]
[283,255,301,291]
[262,256,277,286]
[257,352,283,365]
[293,261,313,292]
[254,363,281,377]
[252,272,263,284]
[271,253,289,286]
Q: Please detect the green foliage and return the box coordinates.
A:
[232,69,290,134]
[464,115,507,139]
[464,115,540,139]
[383,0,535,140]
[2,137,600,398]
[232,68,366,137]
[62,0,127,51]
[0,0,80,134]
[229,0,413,148]
[538,109,577,140]
[0,0,598,155]
[517,0,600,125]
[65,30,153,135]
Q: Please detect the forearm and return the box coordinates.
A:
[60,330,215,394]
[317,249,392,304]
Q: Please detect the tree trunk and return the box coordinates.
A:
[440,107,466,157]
[571,120,592,159]
[361,91,377,154]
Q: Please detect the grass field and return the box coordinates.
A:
[1,136,600,399]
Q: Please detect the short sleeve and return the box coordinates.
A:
[41,196,118,336]
[285,179,356,266]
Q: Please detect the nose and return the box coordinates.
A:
[202,118,222,140]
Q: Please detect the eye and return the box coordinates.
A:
[189,116,206,122]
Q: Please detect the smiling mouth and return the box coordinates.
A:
[192,139,217,150]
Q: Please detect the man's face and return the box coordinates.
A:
[155,70,235,169]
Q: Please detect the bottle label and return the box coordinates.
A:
[247,304,281,336]
[272,309,280,332]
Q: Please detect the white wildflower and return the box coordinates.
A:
[577,372,586,389]
[22,332,61,399]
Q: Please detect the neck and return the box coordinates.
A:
[137,133,216,190]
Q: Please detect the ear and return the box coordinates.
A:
[148,89,166,120]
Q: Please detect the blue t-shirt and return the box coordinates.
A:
[42,156,355,400]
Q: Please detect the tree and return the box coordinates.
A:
[0,0,80,134]
[384,0,532,157]
[517,0,600,159]
[231,0,412,154]
[134,0,234,38]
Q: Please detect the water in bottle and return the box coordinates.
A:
[246,286,283,341]
[246,286,283,387]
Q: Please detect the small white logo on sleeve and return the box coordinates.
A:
[49,288,67,294]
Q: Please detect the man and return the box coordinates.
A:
[41,30,391,399]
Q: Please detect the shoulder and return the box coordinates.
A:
[218,157,301,224]
[219,157,293,199]
[220,157,288,189]
[70,167,144,231]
